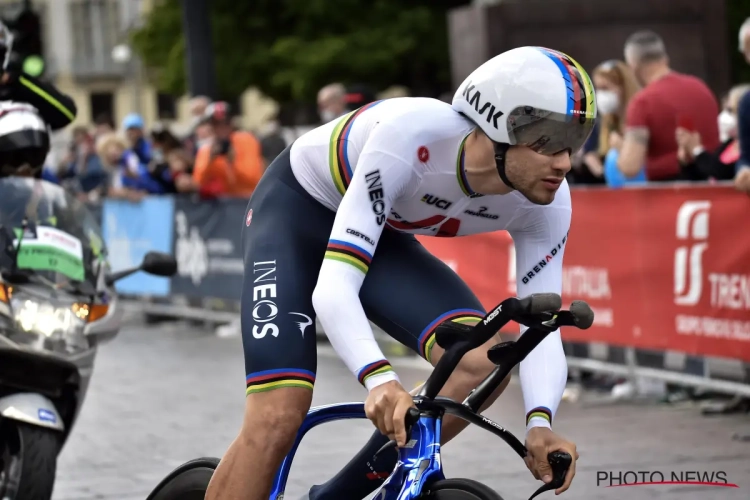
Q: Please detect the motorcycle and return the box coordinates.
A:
[0,177,177,499]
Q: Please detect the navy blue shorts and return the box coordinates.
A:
[241,146,485,395]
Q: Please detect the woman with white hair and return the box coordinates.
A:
[96,132,164,201]
[676,84,750,180]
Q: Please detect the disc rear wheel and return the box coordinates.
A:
[422,478,504,499]
[146,457,219,500]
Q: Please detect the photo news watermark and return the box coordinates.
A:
[597,470,739,488]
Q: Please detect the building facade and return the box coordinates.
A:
[0,0,276,135]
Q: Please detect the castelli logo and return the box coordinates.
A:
[246,209,253,227]
[418,146,430,163]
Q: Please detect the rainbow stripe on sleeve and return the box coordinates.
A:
[526,406,552,426]
[324,239,373,274]
[328,101,382,195]
[357,360,395,387]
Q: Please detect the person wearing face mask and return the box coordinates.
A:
[676,85,750,181]
[580,60,645,187]
[317,83,347,123]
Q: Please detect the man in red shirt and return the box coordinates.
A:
[617,30,719,181]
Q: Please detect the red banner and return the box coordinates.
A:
[417,186,750,363]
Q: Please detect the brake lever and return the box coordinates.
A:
[528,451,572,500]
[372,407,421,461]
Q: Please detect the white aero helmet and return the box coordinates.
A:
[452,46,597,156]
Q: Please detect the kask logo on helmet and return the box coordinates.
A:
[461,80,504,129]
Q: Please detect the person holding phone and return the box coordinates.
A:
[191,101,265,198]
[617,31,719,182]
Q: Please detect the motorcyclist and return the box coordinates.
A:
[0,20,77,177]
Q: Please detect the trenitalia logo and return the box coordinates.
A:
[674,201,711,306]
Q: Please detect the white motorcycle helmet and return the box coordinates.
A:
[0,101,50,177]
[452,46,597,186]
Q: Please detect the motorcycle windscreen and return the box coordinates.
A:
[0,178,105,289]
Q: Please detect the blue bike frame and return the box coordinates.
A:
[270,402,444,500]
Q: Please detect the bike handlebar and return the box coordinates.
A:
[405,293,593,500]
[417,293,565,401]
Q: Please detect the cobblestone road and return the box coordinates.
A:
[51,317,750,500]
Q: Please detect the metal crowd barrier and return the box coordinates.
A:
[98,183,750,403]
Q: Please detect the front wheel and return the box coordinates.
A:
[422,478,504,499]
[0,420,60,500]
[146,457,219,500]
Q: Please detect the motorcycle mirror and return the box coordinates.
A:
[104,252,178,286]
[140,251,177,277]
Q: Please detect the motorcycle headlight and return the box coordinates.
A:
[8,293,89,353]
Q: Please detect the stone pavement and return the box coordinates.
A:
[52,318,750,500]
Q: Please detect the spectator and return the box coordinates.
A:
[184,95,214,157]
[93,114,114,141]
[676,84,750,181]
[344,83,377,111]
[150,124,186,193]
[58,126,107,197]
[151,124,183,160]
[167,148,196,193]
[96,132,163,201]
[733,18,750,194]
[122,113,153,165]
[585,60,645,187]
[618,30,719,181]
[718,91,733,142]
[317,83,347,123]
[189,95,211,118]
[191,101,265,198]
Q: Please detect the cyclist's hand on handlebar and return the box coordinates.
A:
[524,427,579,494]
[365,380,416,447]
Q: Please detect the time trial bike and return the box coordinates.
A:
[146,292,594,500]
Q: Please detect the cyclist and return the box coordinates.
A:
[206,46,595,500]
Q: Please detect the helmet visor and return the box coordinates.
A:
[506,105,596,156]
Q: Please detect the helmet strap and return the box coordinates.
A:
[493,142,514,190]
